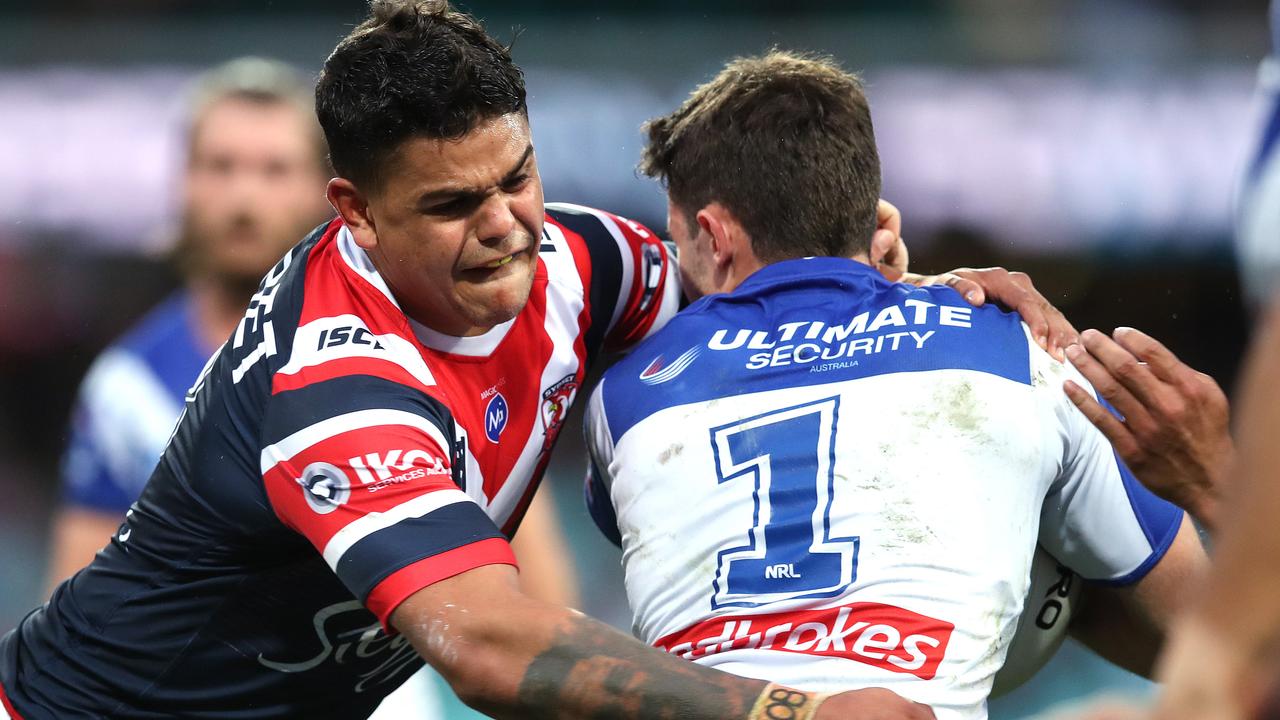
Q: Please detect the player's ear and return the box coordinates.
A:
[327,177,378,250]
[868,226,899,269]
[696,203,737,268]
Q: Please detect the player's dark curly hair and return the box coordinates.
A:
[641,50,881,263]
[316,0,527,188]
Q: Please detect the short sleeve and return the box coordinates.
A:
[260,375,516,628]
[1036,348,1184,585]
[545,203,683,356]
[582,382,622,547]
[61,348,184,514]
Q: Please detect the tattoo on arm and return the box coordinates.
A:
[515,612,766,720]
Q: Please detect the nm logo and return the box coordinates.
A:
[484,392,509,443]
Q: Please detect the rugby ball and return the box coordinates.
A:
[990,545,1081,697]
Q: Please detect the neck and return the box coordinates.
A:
[187,276,254,352]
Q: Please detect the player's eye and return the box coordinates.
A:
[502,174,530,193]
[426,196,481,217]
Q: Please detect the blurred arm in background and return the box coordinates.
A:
[1148,299,1280,720]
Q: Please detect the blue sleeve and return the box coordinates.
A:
[1096,450,1183,586]
[582,382,623,547]
[1038,356,1185,586]
[61,404,138,515]
[584,463,622,548]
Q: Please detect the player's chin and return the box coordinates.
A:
[461,273,536,327]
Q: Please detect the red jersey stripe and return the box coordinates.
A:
[368,537,518,630]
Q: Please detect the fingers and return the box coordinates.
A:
[1063,377,1144,462]
[1078,329,1173,418]
[876,198,902,240]
[874,229,907,281]
[937,273,985,305]
[1047,310,1081,363]
[1111,326,1188,385]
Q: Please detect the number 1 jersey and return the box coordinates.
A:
[583,257,1181,720]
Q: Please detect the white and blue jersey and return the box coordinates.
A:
[1237,0,1280,305]
[61,294,208,514]
[584,257,1182,720]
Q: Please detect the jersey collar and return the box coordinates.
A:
[735,256,886,294]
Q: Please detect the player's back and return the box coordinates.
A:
[585,257,1175,719]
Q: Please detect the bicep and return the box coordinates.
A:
[259,386,516,628]
[1069,514,1207,676]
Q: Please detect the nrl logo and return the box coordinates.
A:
[540,373,579,450]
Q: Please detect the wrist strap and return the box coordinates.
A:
[748,682,831,720]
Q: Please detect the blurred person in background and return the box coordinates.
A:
[42,56,578,719]
[47,57,334,586]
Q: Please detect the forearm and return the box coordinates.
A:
[477,603,768,719]
[1070,583,1163,678]
[1069,515,1207,678]
[394,566,813,720]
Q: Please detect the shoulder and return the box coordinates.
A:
[545,202,656,242]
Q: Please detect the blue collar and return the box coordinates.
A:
[735,256,887,294]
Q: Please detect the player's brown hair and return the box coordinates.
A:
[641,50,881,263]
[315,0,526,189]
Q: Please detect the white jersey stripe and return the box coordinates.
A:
[486,226,586,522]
[278,314,437,388]
[337,226,400,310]
[321,488,473,570]
[549,202,634,334]
[260,409,450,475]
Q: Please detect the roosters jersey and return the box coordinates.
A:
[0,202,678,720]
[584,258,1181,720]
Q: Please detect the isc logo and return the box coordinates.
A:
[315,325,385,351]
[485,392,509,443]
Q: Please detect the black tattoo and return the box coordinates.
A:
[514,612,766,719]
[760,686,810,720]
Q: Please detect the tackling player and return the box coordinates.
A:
[42,57,579,719]
[582,51,1208,719]
[0,3,942,718]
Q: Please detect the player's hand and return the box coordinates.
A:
[900,266,1077,361]
[815,687,936,720]
[873,199,910,280]
[1063,327,1232,532]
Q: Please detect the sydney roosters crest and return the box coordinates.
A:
[540,373,579,450]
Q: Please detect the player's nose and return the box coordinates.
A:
[475,193,517,246]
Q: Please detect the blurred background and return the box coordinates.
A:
[0,0,1267,717]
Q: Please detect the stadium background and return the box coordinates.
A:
[0,0,1266,716]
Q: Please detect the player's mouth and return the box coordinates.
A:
[465,247,531,279]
